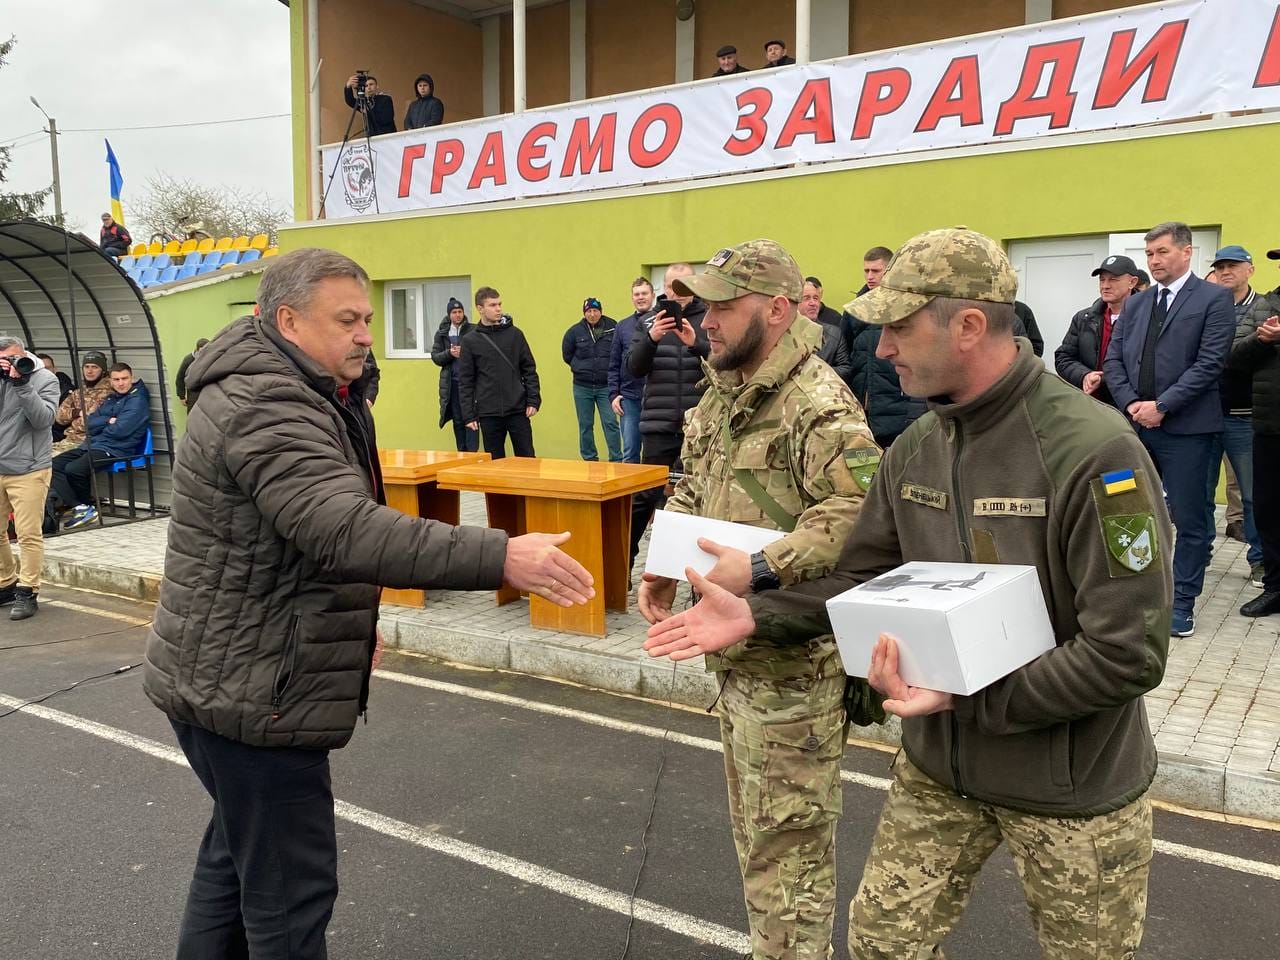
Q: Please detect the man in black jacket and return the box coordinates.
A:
[99,213,131,258]
[800,276,853,386]
[404,73,444,129]
[712,45,749,76]
[625,263,709,566]
[1055,254,1141,408]
[143,249,593,958]
[763,39,796,67]
[460,286,540,458]
[431,297,477,451]
[344,73,396,137]
[563,297,621,461]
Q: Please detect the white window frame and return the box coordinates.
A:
[383,277,472,359]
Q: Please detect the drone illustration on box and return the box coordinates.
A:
[860,570,989,596]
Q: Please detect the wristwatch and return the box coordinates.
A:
[1155,400,1168,414]
[749,551,781,593]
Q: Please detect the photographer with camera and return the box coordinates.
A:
[344,72,396,137]
[0,337,61,621]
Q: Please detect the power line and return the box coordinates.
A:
[62,112,290,134]
[0,128,43,146]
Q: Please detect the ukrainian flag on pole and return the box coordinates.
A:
[105,139,125,225]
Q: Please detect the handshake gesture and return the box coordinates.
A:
[503,531,595,607]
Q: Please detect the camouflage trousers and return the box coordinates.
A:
[717,670,848,960]
[849,753,1153,960]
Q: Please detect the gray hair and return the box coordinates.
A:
[927,297,1015,335]
[256,248,369,325]
[0,336,26,352]
[1145,221,1193,248]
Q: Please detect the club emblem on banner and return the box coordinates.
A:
[341,144,376,213]
[1104,514,1158,573]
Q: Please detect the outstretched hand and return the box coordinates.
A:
[867,634,953,718]
[503,531,595,607]
[643,566,755,661]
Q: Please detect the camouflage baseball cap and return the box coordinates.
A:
[673,239,803,303]
[847,227,1018,326]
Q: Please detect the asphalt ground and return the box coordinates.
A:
[1,587,1278,960]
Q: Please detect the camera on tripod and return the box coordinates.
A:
[354,69,372,105]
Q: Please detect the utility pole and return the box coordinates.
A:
[29,97,62,225]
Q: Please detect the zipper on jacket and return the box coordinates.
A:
[950,713,967,799]
[271,614,302,720]
[948,418,970,798]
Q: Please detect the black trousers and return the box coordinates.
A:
[448,386,479,452]
[478,413,535,459]
[629,431,684,570]
[49,447,114,510]
[171,720,338,960]
[1253,431,1280,591]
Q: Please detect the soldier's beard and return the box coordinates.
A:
[710,308,766,372]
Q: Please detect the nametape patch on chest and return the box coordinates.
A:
[972,497,1047,517]
[900,483,948,510]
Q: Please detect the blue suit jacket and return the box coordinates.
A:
[1102,273,1235,435]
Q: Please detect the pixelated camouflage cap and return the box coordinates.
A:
[848,227,1018,326]
[673,239,803,303]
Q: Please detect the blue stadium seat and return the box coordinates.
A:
[138,267,160,285]
[133,254,154,272]
[238,248,261,264]
[183,250,203,268]
[217,249,240,267]
[197,261,220,275]
[176,261,200,281]
[103,428,157,520]
[119,255,136,271]
[157,265,180,284]
[152,253,172,271]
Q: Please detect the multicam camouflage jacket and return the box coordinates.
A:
[665,318,880,678]
[54,379,113,448]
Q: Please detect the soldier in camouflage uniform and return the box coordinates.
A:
[52,352,113,455]
[637,239,880,960]
[646,228,1173,960]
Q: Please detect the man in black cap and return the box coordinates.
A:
[1056,254,1141,408]
[763,39,795,67]
[712,45,749,76]
[563,297,621,461]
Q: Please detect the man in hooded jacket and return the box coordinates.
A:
[431,296,477,451]
[404,74,445,129]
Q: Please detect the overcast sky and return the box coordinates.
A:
[1,1,292,236]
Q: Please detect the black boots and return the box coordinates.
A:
[9,585,37,620]
[0,581,14,606]
[1240,590,1280,618]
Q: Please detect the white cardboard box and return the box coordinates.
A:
[644,510,785,581]
[825,562,1055,696]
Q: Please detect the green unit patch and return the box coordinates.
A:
[844,448,881,492]
[1104,514,1159,573]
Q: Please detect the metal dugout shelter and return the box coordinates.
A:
[0,218,176,510]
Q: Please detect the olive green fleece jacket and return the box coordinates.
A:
[748,341,1173,817]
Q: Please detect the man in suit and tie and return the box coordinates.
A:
[1104,221,1236,637]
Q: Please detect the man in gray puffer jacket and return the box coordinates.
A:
[143,248,594,959]
[0,336,60,621]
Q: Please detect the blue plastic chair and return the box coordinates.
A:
[183,250,203,268]
[218,249,240,267]
[157,265,180,284]
[119,255,136,270]
[238,248,261,264]
[133,254,154,272]
[104,428,156,520]
[197,261,220,275]
[176,261,200,281]
[152,253,172,271]
[138,267,160,285]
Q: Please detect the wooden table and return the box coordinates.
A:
[435,457,669,636]
[378,449,491,606]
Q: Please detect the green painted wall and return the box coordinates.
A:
[146,271,264,434]
[279,120,1280,459]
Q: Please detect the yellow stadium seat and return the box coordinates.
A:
[231,235,251,251]
[179,238,198,256]
[129,242,147,256]
[214,236,233,252]
[262,247,280,258]
[147,240,163,256]
[196,237,216,255]
[163,240,182,256]
[248,234,269,251]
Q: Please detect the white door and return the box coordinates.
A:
[1108,228,1221,278]
[1008,235,1110,369]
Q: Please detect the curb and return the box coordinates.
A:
[40,555,1280,824]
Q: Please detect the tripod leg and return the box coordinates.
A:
[318,105,363,215]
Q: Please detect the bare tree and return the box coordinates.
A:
[131,172,288,243]
[0,36,55,224]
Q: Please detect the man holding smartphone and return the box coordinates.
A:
[624,263,709,569]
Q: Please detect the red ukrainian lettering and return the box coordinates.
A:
[517,122,557,182]
[915,56,983,133]
[397,144,427,197]
[775,79,835,149]
[467,131,508,190]
[1092,21,1188,109]
[1256,8,1280,87]
[560,114,617,178]
[628,104,682,168]
[430,140,464,195]
[994,39,1084,137]
[723,88,773,156]
[851,68,911,141]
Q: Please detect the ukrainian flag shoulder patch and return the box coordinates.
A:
[1101,469,1138,496]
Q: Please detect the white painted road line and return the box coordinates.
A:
[0,693,751,954]
[374,669,1280,884]
[42,598,151,626]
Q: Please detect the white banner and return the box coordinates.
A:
[322,0,1280,218]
